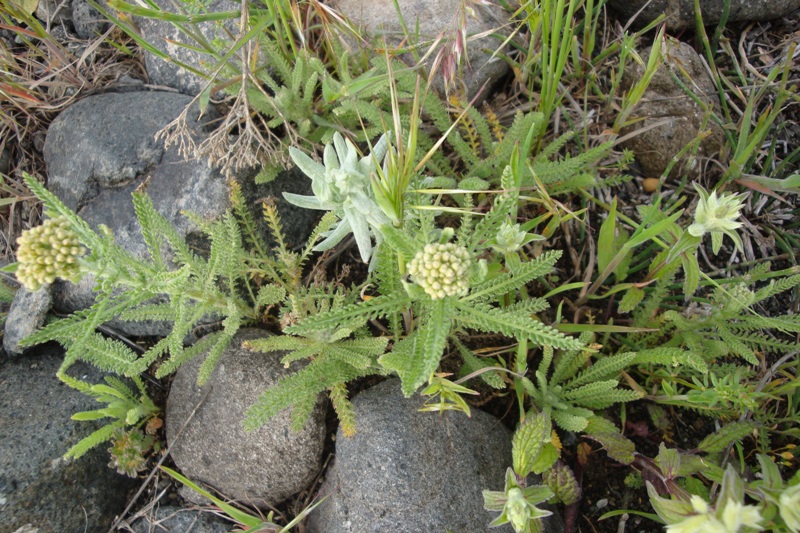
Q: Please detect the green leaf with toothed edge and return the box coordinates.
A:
[380,298,453,397]
[513,412,551,477]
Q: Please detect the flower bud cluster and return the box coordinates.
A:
[407,243,471,300]
[16,216,84,291]
[492,221,527,254]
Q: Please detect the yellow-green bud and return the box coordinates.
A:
[16,217,84,291]
[407,243,471,299]
[492,221,527,254]
[505,487,530,531]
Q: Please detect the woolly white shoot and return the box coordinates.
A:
[284,132,389,265]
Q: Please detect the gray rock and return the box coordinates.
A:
[3,288,51,356]
[608,0,800,30]
[0,348,137,533]
[130,505,233,533]
[331,0,510,101]
[71,0,110,39]
[36,0,72,27]
[136,0,240,94]
[619,39,724,180]
[43,90,315,337]
[306,379,563,533]
[166,328,326,506]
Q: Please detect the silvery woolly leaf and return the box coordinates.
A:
[289,147,325,183]
[314,220,351,252]
[282,192,328,210]
[345,204,372,263]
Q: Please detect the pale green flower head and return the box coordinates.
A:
[665,495,763,533]
[285,133,389,265]
[687,184,748,255]
[660,493,763,533]
[16,216,85,291]
[407,243,471,300]
[779,484,800,532]
[484,468,553,532]
[490,221,527,254]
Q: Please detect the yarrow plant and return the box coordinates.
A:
[16,216,84,291]
[407,242,471,299]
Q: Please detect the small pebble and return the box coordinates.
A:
[596,498,609,509]
[642,178,660,193]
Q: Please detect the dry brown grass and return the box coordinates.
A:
[0,6,145,259]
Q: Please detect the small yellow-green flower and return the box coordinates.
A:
[16,216,84,291]
[484,468,553,532]
[779,484,800,532]
[665,495,763,533]
[407,243,471,300]
[687,184,748,254]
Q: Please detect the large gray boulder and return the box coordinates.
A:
[42,90,315,337]
[166,328,326,507]
[135,0,240,95]
[71,0,110,39]
[608,0,800,30]
[306,379,563,533]
[619,39,724,180]
[0,348,137,532]
[331,0,511,101]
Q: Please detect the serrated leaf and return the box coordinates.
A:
[696,421,756,454]
[329,383,357,437]
[71,410,110,421]
[460,177,490,191]
[632,347,708,373]
[513,412,551,477]
[553,409,590,432]
[585,431,635,465]
[455,340,505,389]
[566,352,636,389]
[466,250,562,303]
[379,298,452,396]
[455,301,581,350]
[585,415,621,435]
[244,335,308,353]
[380,224,420,259]
[618,286,645,313]
[64,423,120,460]
[255,284,286,311]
